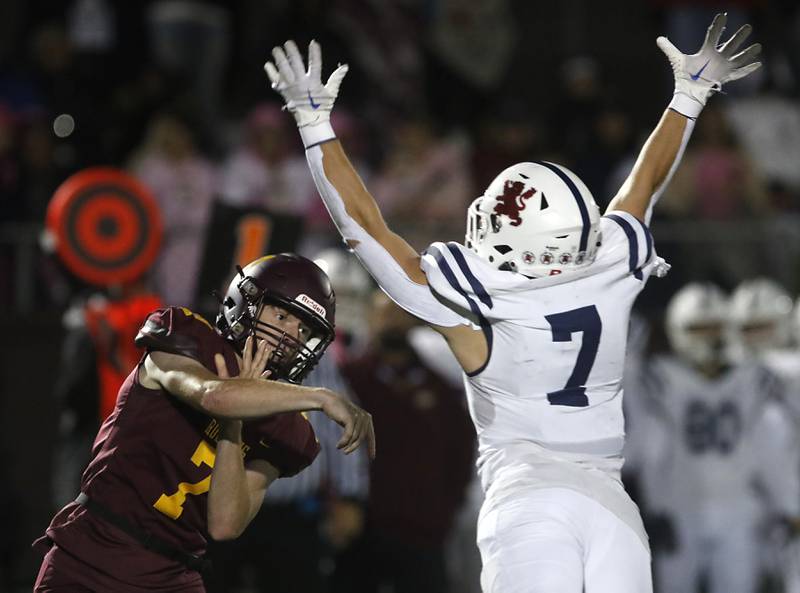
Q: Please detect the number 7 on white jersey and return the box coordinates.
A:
[545,305,602,407]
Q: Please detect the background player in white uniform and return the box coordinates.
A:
[726,279,800,592]
[727,278,797,381]
[263,14,762,593]
[626,282,800,593]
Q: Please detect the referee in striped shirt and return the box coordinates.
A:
[207,353,370,593]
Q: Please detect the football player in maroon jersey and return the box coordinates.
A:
[34,254,375,593]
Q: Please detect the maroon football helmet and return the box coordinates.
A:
[216,254,336,383]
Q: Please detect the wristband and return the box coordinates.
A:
[299,121,336,149]
[668,92,703,120]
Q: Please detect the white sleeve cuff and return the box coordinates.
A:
[299,121,336,148]
[668,92,703,120]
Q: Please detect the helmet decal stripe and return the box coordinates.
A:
[534,161,590,252]
[447,242,493,309]
[428,245,493,376]
[605,214,643,280]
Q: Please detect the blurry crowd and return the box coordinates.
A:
[1,1,800,311]
[2,0,800,592]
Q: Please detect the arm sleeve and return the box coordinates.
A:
[644,116,696,225]
[752,401,800,517]
[305,145,465,327]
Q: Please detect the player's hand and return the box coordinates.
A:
[657,13,761,110]
[264,40,348,128]
[319,390,376,459]
[214,336,272,381]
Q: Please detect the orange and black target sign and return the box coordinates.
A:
[46,167,163,286]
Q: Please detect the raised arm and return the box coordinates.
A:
[264,41,465,329]
[314,139,423,282]
[607,13,761,223]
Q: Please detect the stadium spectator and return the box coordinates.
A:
[370,116,473,238]
[219,103,316,219]
[470,100,545,197]
[664,102,767,220]
[726,72,800,208]
[146,0,230,140]
[130,110,217,307]
[341,291,475,593]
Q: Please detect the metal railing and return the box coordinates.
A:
[2,215,799,314]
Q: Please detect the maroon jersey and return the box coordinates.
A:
[36,307,320,591]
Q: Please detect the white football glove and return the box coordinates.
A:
[657,13,761,118]
[265,40,348,147]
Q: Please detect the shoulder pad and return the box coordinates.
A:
[135,307,227,368]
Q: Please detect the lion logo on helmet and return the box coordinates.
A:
[493,180,536,227]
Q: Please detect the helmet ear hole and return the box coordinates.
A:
[493,244,512,255]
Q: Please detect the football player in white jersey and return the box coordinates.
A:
[727,281,800,591]
[625,282,800,593]
[263,14,762,593]
[778,297,800,593]
[727,278,795,371]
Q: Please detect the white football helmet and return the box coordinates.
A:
[313,248,373,349]
[727,278,793,363]
[666,282,728,367]
[466,162,602,277]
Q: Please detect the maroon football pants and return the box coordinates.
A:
[35,543,206,592]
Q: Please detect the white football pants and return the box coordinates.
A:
[655,510,761,593]
[477,487,653,593]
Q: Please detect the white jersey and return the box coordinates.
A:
[420,211,664,541]
[626,356,799,519]
[762,348,800,423]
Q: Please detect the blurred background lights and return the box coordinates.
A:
[53,113,75,138]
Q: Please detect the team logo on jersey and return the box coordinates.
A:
[296,293,326,318]
[493,180,536,227]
